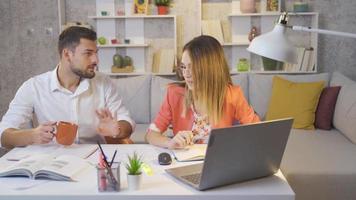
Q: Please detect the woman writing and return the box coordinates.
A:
[146,35,260,149]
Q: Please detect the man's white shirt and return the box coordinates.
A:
[0,67,135,146]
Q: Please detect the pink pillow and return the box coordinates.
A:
[315,86,341,130]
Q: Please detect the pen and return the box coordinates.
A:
[97,141,109,166]
[110,150,117,167]
[96,141,118,187]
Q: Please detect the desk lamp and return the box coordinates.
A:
[247,12,356,65]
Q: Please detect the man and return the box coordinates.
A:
[0,26,135,149]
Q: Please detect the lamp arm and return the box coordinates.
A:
[292,26,356,39]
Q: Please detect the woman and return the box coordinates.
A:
[146,35,260,149]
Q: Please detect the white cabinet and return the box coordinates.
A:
[201,0,318,74]
[90,0,177,76]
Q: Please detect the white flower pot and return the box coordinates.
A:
[127,174,142,191]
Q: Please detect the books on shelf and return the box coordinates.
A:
[152,49,175,73]
[283,47,315,72]
[305,47,315,71]
[201,20,224,44]
[221,20,232,43]
[0,154,91,181]
[171,144,207,162]
[2,144,98,161]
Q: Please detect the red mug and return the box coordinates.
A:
[55,121,78,145]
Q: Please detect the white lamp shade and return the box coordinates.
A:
[247,24,298,64]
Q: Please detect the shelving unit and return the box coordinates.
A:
[201,0,319,74]
[57,0,318,76]
[57,0,177,76]
[90,0,177,75]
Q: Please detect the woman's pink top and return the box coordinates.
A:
[151,84,260,135]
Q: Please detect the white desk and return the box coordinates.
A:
[0,144,294,200]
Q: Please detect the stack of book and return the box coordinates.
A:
[284,47,315,72]
[152,49,175,73]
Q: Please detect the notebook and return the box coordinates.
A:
[171,144,207,162]
[166,118,293,190]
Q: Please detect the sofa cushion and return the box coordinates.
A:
[266,76,325,129]
[330,72,356,144]
[130,124,149,144]
[248,73,329,120]
[231,73,248,102]
[314,86,341,130]
[150,76,178,122]
[281,129,356,200]
[111,75,151,124]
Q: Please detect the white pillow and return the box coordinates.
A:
[331,72,356,144]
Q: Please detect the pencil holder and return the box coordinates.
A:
[97,162,120,192]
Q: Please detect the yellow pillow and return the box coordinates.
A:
[266,76,325,130]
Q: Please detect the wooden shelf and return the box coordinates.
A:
[230,70,317,74]
[222,42,250,46]
[89,15,176,19]
[228,12,318,17]
[102,72,176,76]
[98,44,149,48]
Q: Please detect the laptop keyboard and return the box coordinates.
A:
[181,173,202,185]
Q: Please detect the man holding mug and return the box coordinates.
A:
[0,27,135,149]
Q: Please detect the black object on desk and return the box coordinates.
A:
[158,152,172,165]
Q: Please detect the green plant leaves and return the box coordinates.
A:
[125,152,143,175]
[154,0,170,6]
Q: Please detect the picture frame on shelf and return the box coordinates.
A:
[265,0,281,12]
[133,0,148,15]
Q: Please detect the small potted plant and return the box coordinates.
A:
[154,0,171,15]
[125,152,143,190]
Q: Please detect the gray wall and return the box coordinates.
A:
[0,0,59,118]
[311,0,356,79]
[0,0,356,118]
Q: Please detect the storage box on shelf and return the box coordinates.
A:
[90,0,177,76]
[201,0,318,74]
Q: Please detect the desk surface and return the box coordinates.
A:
[0,144,294,200]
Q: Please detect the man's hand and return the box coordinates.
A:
[31,121,56,144]
[96,108,120,137]
[167,131,193,149]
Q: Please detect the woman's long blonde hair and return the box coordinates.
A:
[182,35,232,124]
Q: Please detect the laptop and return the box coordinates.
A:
[165,118,293,191]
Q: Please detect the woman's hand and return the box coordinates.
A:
[167,131,194,149]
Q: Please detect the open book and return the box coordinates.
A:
[0,154,91,181]
[2,144,97,161]
[171,144,207,162]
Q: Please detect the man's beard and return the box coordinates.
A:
[70,65,96,79]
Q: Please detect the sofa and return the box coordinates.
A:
[111,71,356,200]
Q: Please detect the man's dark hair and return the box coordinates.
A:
[58,26,97,57]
